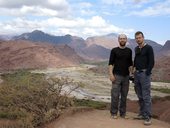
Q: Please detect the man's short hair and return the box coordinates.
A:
[135,31,144,38]
[118,34,127,39]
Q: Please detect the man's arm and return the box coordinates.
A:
[133,47,137,74]
[108,49,115,82]
[109,65,115,82]
[146,46,155,75]
[129,49,133,75]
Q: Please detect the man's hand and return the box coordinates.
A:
[110,74,116,82]
[129,75,134,83]
[129,66,135,75]
[145,70,151,76]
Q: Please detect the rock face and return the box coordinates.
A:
[12,30,163,60]
[158,40,170,56]
[161,40,170,51]
[153,56,170,82]
[0,40,83,71]
[153,40,170,82]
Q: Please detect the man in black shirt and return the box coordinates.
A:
[134,31,154,125]
[108,34,133,119]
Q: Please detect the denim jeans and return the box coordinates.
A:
[110,75,129,116]
[134,71,152,118]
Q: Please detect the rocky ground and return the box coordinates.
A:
[32,64,170,102]
[33,64,170,127]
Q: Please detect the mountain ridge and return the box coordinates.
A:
[10,30,167,61]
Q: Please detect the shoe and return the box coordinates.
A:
[120,115,129,119]
[134,114,144,120]
[144,118,152,125]
[111,115,118,119]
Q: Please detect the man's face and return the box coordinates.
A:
[135,34,144,45]
[118,35,127,47]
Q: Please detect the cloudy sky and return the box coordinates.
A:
[0,0,170,45]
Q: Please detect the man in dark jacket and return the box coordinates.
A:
[108,34,133,119]
[134,31,154,125]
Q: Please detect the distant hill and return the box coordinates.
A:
[0,40,83,71]
[84,35,162,59]
[13,30,77,44]
[162,40,170,51]
[159,40,170,56]
[145,39,163,53]
[11,30,164,61]
[85,34,118,49]
[82,44,110,60]
[12,30,111,61]
[0,34,12,41]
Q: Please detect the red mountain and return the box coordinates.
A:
[0,40,83,71]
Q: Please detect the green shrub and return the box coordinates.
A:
[152,88,170,94]
[74,99,107,110]
[0,70,78,127]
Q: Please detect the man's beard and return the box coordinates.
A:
[120,42,126,47]
[137,40,143,45]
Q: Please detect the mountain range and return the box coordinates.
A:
[0,30,169,80]
[12,30,164,60]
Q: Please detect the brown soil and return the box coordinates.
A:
[127,98,170,124]
[45,109,170,128]
[1,98,170,128]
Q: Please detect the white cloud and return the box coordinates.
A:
[0,16,134,38]
[133,0,153,4]
[0,0,35,8]
[128,0,170,16]
[87,16,106,27]
[101,0,125,5]
[0,6,69,17]
[78,2,93,8]
[80,9,96,16]
[0,0,68,9]
[70,2,95,16]
[44,16,134,37]
[0,0,70,17]
[101,0,155,6]
[102,11,116,16]
[0,18,40,35]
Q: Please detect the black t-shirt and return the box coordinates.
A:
[108,47,133,76]
[134,44,154,75]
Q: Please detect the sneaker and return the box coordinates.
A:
[111,115,118,119]
[134,114,144,120]
[144,118,152,125]
[120,115,129,119]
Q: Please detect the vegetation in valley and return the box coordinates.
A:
[74,99,108,110]
[0,70,78,128]
[152,88,170,94]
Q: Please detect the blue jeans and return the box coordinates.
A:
[110,75,129,116]
[134,71,152,118]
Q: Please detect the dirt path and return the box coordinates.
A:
[45,110,170,128]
